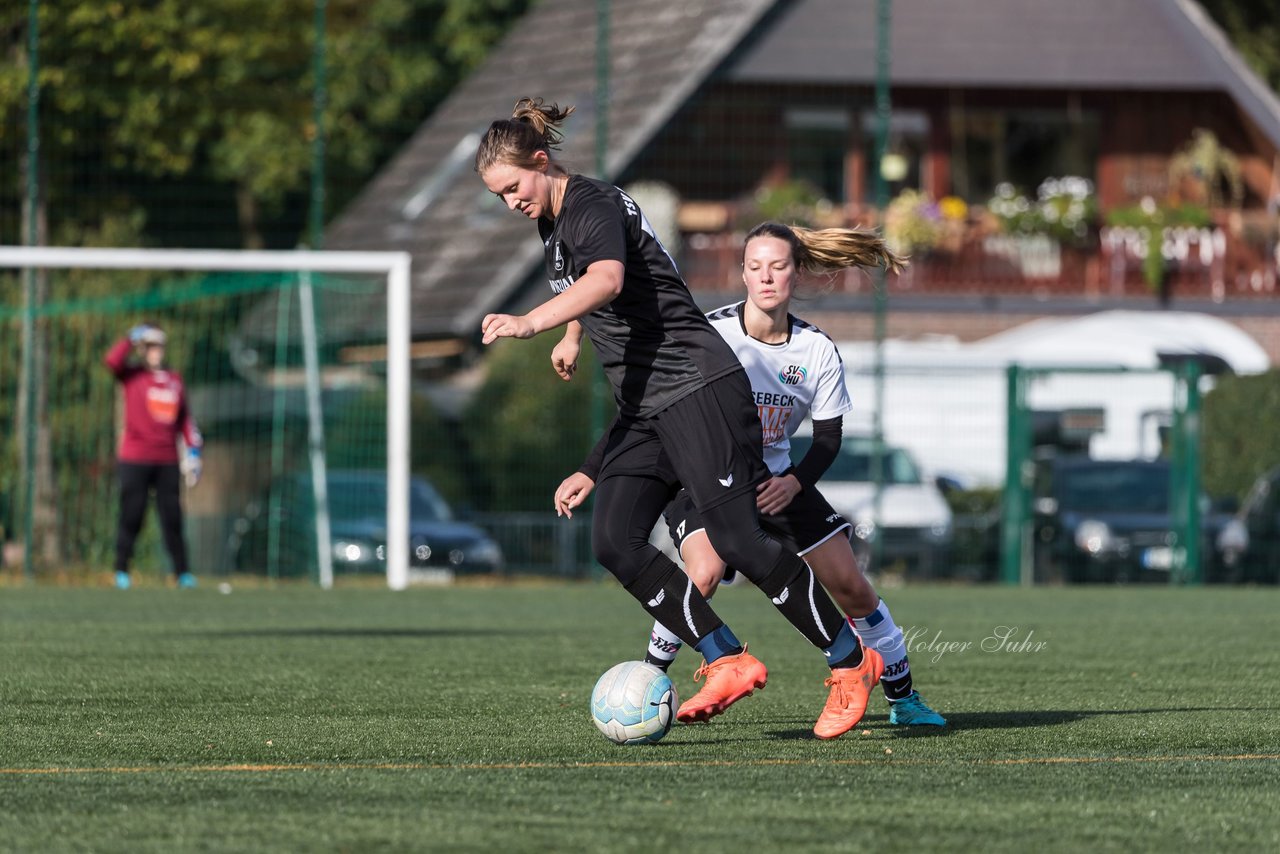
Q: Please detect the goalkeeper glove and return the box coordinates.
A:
[181,448,203,488]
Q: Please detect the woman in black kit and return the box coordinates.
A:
[476,98,880,738]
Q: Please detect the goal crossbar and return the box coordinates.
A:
[1,246,414,590]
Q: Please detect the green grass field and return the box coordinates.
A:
[2,581,1278,852]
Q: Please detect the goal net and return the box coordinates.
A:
[0,247,412,589]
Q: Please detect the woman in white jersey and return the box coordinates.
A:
[562,222,943,726]
[654,222,943,725]
[480,98,885,739]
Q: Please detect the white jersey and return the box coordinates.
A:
[706,302,852,475]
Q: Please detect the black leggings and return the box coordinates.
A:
[115,461,188,575]
[592,470,849,652]
[588,378,850,652]
[592,474,784,588]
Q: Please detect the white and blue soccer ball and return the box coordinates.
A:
[590,661,678,745]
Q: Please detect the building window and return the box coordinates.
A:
[951,109,1099,202]
[785,108,850,203]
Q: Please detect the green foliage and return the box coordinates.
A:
[326,387,470,507]
[1200,0,1280,94]
[1103,202,1212,230]
[745,180,832,229]
[1104,200,1212,289]
[462,334,612,512]
[1202,371,1280,501]
[1169,128,1243,208]
[0,0,531,247]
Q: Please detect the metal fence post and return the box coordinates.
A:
[1001,364,1031,584]
[1170,360,1203,584]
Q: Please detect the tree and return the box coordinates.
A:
[462,336,613,513]
[0,0,531,248]
[1200,0,1280,94]
[1202,371,1280,501]
[0,0,530,571]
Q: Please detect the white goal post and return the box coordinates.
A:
[1,246,414,590]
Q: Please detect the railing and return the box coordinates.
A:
[680,220,1279,301]
[470,512,598,578]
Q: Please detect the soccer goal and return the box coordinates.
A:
[1,246,414,590]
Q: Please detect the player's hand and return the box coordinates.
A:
[181,449,203,488]
[756,474,801,516]
[554,472,595,518]
[551,336,581,381]
[481,313,536,345]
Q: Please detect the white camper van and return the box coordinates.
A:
[836,311,1270,488]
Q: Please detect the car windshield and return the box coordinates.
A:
[323,476,453,522]
[1057,463,1170,514]
[788,436,923,485]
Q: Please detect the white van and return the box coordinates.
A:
[789,429,954,577]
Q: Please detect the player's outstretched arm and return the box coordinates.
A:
[481,260,622,345]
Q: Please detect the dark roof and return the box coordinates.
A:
[325,0,777,340]
[728,0,1280,147]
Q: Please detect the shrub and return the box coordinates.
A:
[1202,371,1280,501]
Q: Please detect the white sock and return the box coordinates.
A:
[647,621,684,666]
[849,599,909,687]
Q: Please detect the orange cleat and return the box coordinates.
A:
[676,647,768,723]
[813,647,884,740]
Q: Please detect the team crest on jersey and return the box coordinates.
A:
[778,365,808,385]
[553,242,564,272]
[145,385,180,425]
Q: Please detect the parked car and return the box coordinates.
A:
[1031,454,1235,583]
[227,469,504,579]
[788,433,954,577]
[1215,465,1280,584]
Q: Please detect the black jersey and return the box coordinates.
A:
[538,175,742,418]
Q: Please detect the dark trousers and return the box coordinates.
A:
[115,461,188,575]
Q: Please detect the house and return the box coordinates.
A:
[325,0,1280,363]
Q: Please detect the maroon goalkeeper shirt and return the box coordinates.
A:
[104,338,202,464]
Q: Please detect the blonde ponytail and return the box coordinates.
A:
[788,225,907,275]
[743,222,906,277]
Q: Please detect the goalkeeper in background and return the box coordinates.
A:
[104,323,202,590]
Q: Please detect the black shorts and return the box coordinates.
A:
[596,371,769,512]
[665,482,852,560]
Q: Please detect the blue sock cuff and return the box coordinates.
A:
[823,622,860,668]
[851,599,887,632]
[695,624,742,663]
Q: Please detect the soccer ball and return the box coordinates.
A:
[590,661,678,745]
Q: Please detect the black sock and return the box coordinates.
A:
[644,652,673,672]
[883,672,914,701]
